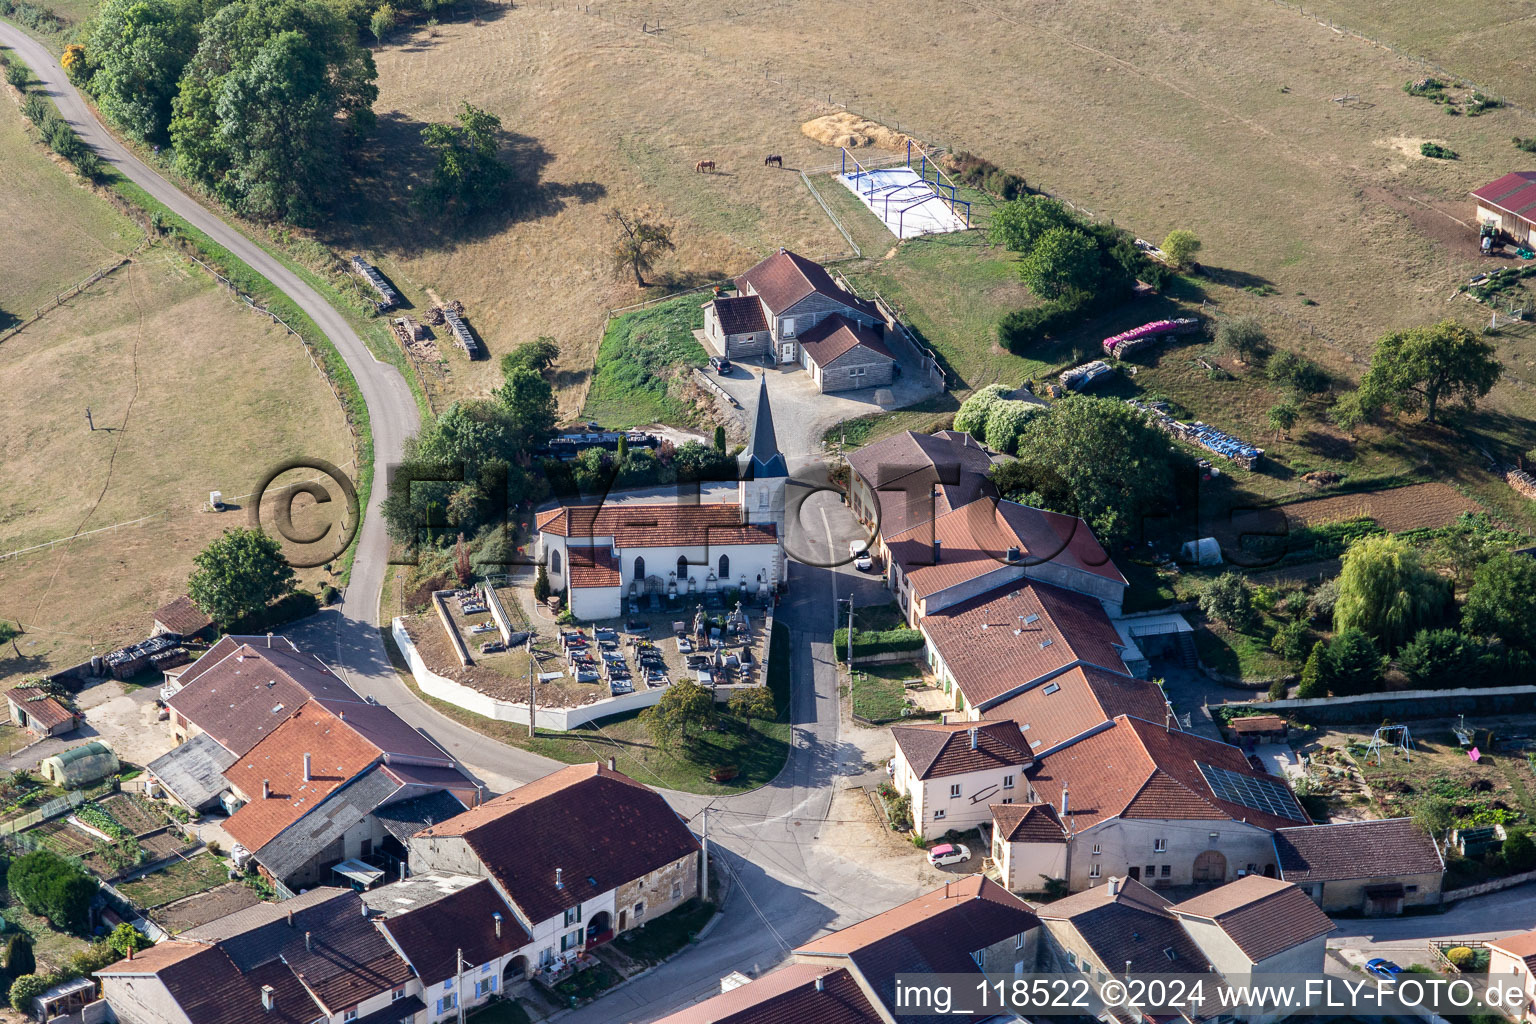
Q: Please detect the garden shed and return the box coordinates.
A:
[40,741,119,788]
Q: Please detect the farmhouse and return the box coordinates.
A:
[795,315,897,393]
[977,664,1172,756]
[1021,715,1307,890]
[1472,171,1536,247]
[845,429,998,546]
[409,762,701,983]
[1272,817,1445,915]
[537,378,786,620]
[889,720,1032,838]
[885,498,1128,625]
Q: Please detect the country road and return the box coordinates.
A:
[0,27,932,1019]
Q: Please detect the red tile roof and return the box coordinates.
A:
[6,687,74,731]
[417,763,699,924]
[991,802,1066,843]
[1229,714,1287,734]
[154,595,213,636]
[888,499,1124,599]
[568,547,622,588]
[379,879,530,983]
[711,295,771,335]
[1273,818,1444,883]
[224,703,384,851]
[1488,930,1536,969]
[1027,715,1307,831]
[892,720,1031,779]
[735,249,878,320]
[983,665,1170,754]
[1170,876,1334,963]
[1472,171,1536,225]
[918,580,1132,708]
[1035,877,1212,974]
[846,430,998,537]
[536,504,777,548]
[797,314,895,368]
[652,964,883,1024]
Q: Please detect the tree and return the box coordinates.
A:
[1160,229,1201,269]
[9,975,46,1015]
[953,384,1008,435]
[1296,641,1328,698]
[500,336,559,376]
[87,0,198,141]
[1200,573,1259,633]
[1267,400,1299,439]
[420,101,511,214]
[2,935,32,978]
[1018,226,1101,299]
[982,400,1041,456]
[1413,795,1455,837]
[1215,316,1266,361]
[60,43,89,85]
[1463,551,1536,652]
[641,679,716,744]
[7,850,96,934]
[987,195,1075,253]
[187,527,296,627]
[1358,320,1501,424]
[1323,628,1384,696]
[1398,628,1480,686]
[108,923,151,957]
[1008,397,1174,544]
[713,425,727,452]
[1505,831,1536,872]
[369,2,396,43]
[1267,349,1328,395]
[1334,534,1447,650]
[610,209,675,288]
[495,368,557,449]
[0,621,18,659]
[533,565,550,603]
[727,686,775,721]
[1270,618,1310,664]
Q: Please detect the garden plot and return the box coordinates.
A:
[150,881,263,935]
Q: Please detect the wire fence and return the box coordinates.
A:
[0,242,150,348]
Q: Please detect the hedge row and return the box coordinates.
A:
[833,627,925,662]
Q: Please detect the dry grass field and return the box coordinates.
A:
[0,254,354,688]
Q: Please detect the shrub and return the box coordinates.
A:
[4,61,27,88]
[1420,142,1458,159]
[953,384,1009,435]
[995,290,1094,353]
[1160,229,1201,269]
[8,850,97,935]
[9,974,45,1014]
[1297,641,1327,699]
[1267,349,1328,395]
[983,400,1042,455]
[1200,573,1258,633]
[1215,317,1267,360]
[1270,618,1310,664]
[1445,947,1477,970]
[2,936,33,978]
[1266,678,1288,701]
[832,627,924,662]
[533,565,550,603]
[108,923,151,956]
[1504,831,1536,872]
[1516,138,1536,154]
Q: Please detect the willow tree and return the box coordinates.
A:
[1333,534,1447,651]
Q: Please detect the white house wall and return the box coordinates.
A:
[1064,818,1277,891]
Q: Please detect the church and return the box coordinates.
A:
[535,377,788,621]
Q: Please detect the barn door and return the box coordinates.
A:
[1192,850,1227,883]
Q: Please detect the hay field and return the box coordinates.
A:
[350,7,849,412]
[0,80,143,317]
[0,254,353,686]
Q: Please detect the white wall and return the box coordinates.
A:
[995,834,1068,894]
[1063,818,1277,891]
[893,742,1025,839]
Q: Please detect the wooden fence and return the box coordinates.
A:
[0,244,148,348]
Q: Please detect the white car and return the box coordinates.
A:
[926,843,970,867]
[849,539,874,571]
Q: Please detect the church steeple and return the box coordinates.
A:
[743,375,787,479]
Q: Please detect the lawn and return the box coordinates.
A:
[581,294,711,429]
[1191,618,1292,683]
[849,663,924,724]
[609,897,715,966]
[554,962,621,1002]
[386,620,793,795]
[116,853,231,910]
[468,1002,533,1024]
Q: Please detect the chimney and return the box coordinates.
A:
[1107,877,1121,896]
[261,985,276,1012]
[815,976,825,992]
[304,930,312,952]
[607,757,616,772]
[969,726,978,750]
[303,752,312,782]
[339,710,345,722]
[262,779,271,800]
[266,632,273,647]
[933,538,942,564]
[493,912,503,940]
[1061,786,1069,817]
[286,908,294,928]
[556,868,564,890]
[1006,545,1020,563]
[362,899,369,919]
[127,945,134,961]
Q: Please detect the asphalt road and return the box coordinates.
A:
[0,29,939,1016]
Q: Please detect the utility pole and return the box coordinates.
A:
[527,633,536,739]
[85,407,93,431]
[700,807,710,901]
[456,948,465,1024]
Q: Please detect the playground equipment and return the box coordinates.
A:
[1365,723,1414,766]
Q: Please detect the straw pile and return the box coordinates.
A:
[801,112,916,152]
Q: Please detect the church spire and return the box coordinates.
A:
[744,374,787,478]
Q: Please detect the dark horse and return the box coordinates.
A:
[764,154,783,167]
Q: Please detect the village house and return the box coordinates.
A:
[885,497,1128,625]
[655,876,1040,1024]
[1019,715,1307,891]
[6,685,76,738]
[1487,930,1536,1022]
[408,762,701,985]
[917,579,1139,716]
[96,887,422,1024]
[1037,875,1330,1021]
[1272,817,1445,915]
[844,429,999,556]
[537,378,787,619]
[889,720,1032,838]
[702,249,897,391]
[976,664,1172,758]
[1473,171,1536,248]
[989,802,1067,893]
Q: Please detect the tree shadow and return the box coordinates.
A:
[643,268,733,292]
[329,110,607,257]
[1197,264,1276,292]
[1294,429,1357,462]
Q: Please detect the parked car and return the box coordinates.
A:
[1365,959,1402,979]
[926,843,970,867]
[709,355,733,374]
[854,551,874,571]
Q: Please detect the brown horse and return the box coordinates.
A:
[695,159,716,173]
[764,154,783,167]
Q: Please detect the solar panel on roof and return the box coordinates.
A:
[1196,762,1306,821]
